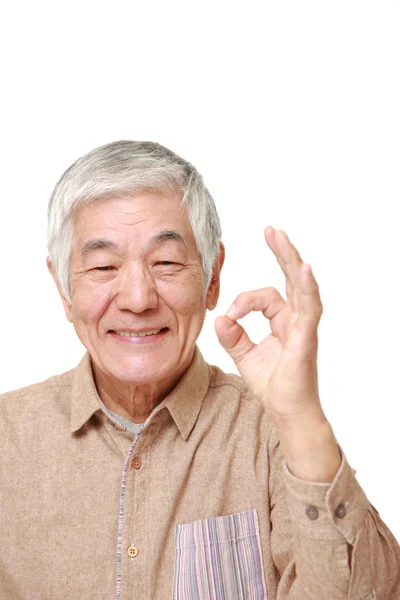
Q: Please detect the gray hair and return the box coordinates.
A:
[47,140,222,302]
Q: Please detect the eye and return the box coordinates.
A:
[156,261,175,266]
[95,266,114,271]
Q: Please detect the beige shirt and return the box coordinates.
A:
[1,348,399,599]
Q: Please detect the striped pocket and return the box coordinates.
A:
[173,509,267,600]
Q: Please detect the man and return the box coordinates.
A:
[0,140,398,600]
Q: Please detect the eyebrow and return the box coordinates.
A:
[80,239,119,256]
[148,230,188,248]
[80,230,187,256]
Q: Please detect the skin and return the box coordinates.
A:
[48,192,224,423]
[49,193,340,483]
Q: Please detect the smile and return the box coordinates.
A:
[110,328,167,337]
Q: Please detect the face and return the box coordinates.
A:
[50,192,224,392]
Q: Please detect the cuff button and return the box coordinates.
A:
[306,505,319,520]
[335,503,347,518]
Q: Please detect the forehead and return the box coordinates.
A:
[73,192,195,248]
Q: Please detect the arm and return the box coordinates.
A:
[269,426,400,598]
[215,225,400,598]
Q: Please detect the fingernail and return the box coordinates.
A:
[226,304,236,319]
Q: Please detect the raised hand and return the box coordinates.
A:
[215,226,341,481]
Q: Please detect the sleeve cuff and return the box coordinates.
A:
[282,446,370,543]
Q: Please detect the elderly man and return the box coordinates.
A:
[1,141,399,600]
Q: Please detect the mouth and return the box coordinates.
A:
[109,327,169,338]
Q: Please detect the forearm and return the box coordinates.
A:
[275,413,342,483]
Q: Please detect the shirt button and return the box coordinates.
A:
[127,544,139,559]
[335,503,347,518]
[131,457,142,470]
[305,505,319,520]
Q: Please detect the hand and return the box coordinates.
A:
[215,226,324,426]
[215,226,341,482]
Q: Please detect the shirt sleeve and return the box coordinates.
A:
[268,427,400,599]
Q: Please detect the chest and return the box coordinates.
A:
[1,416,275,599]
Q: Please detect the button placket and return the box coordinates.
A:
[116,433,144,599]
[117,410,164,597]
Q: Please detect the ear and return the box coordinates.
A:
[206,242,225,311]
[46,257,74,323]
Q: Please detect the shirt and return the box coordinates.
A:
[1,348,399,599]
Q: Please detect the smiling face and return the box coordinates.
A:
[49,192,223,398]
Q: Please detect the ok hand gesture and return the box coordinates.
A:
[215,226,340,481]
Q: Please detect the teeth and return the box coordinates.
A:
[115,329,162,337]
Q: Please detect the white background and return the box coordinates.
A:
[0,0,399,540]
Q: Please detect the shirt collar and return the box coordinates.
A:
[70,346,210,439]
[70,353,102,433]
[164,347,210,440]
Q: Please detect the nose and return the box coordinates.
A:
[115,265,158,313]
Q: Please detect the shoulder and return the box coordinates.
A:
[0,368,75,418]
[200,363,280,467]
[209,363,248,396]
[207,363,273,430]
[208,363,257,403]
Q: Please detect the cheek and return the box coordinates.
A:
[71,281,113,327]
[158,276,206,318]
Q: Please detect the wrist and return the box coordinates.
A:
[275,414,342,483]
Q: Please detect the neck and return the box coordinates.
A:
[91,354,194,423]
[93,374,167,423]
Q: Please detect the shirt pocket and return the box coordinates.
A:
[173,509,267,600]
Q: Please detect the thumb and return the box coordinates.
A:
[215,315,255,366]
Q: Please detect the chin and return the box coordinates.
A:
[105,353,181,385]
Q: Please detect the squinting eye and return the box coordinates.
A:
[157,261,175,266]
[95,266,114,271]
